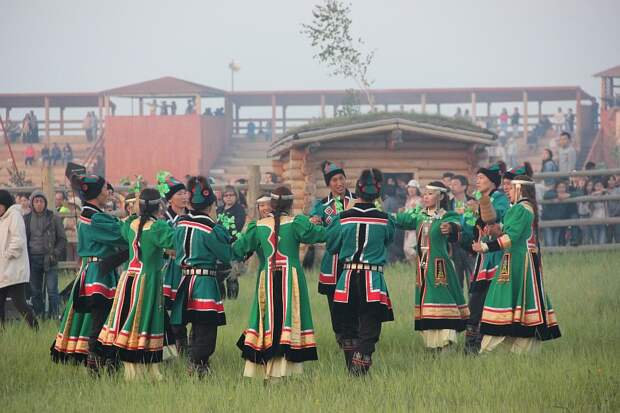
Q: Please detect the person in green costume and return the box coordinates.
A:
[395,181,469,351]
[463,163,510,355]
[171,176,232,377]
[51,174,126,373]
[309,160,356,347]
[97,188,175,379]
[473,175,561,353]
[233,187,326,381]
[326,169,396,375]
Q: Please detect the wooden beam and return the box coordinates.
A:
[486,102,491,117]
[4,107,10,121]
[522,91,528,140]
[271,94,276,140]
[471,92,477,121]
[421,93,427,113]
[59,107,64,135]
[235,104,240,134]
[576,89,582,149]
[246,165,260,220]
[104,96,110,120]
[139,97,144,116]
[320,94,326,118]
[195,94,201,115]
[98,96,103,121]
[44,96,50,144]
[282,105,287,134]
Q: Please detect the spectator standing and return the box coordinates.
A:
[21,113,31,143]
[577,180,594,244]
[62,143,73,164]
[0,190,38,329]
[55,191,70,214]
[160,101,169,116]
[51,143,62,166]
[148,99,158,115]
[505,135,519,168]
[589,181,608,244]
[16,193,31,215]
[185,99,195,114]
[247,121,256,139]
[499,108,509,134]
[450,175,476,288]
[607,175,620,243]
[454,107,463,118]
[557,132,577,173]
[29,110,39,142]
[540,148,559,187]
[170,101,177,115]
[566,108,575,132]
[542,181,578,246]
[24,191,67,319]
[216,186,247,299]
[553,108,565,132]
[402,179,422,262]
[82,112,93,141]
[24,144,36,166]
[510,107,520,132]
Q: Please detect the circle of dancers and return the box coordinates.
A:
[41,160,561,381]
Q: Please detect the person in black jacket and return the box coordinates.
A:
[542,180,579,246]
[216,186,247,299]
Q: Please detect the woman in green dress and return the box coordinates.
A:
[97,188,174,380]
[473,175,561,353]
[396,182,469,350]
[233,187,326,381]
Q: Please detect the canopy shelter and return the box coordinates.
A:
[100,76,227,116]
[0,92,101,139]
[594,64,620,110]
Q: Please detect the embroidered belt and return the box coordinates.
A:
[85,257,101,263]
[343,262,384,272]
[182,268,218,277]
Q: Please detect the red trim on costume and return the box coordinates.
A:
[83,282,116,299]
[319,253,339,285]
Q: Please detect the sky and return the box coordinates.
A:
[1,0,619,100]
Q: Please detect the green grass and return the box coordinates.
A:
[1,252,619,412]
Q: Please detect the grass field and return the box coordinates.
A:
[1,251,619,412]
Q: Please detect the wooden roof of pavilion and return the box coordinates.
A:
[268,114,496,157]
[100,76,226,98]
[0,92,99,108]
[230,86,593,107]
[594,65,620,78]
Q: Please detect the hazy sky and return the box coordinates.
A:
[1,0,619,98]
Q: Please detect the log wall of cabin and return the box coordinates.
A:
[274,135,483,214]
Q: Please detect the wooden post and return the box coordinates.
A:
[436,104,441,115]
[224,96,233,139]
[320,94,326,118]
[98,96,103,121]
[235,104,240,134]
[44,96,50,144]
[522,91,529,140]
[104,96,110,120]
[576,89,582,149]
[59,107,65,135]
[42,162,56,208]
[384,104,389,112]
[486,102,491,125]
[282,105,287,134]
[271,94,276,140]
[5,107,10,121]
[333,105,337,116]
[538,101,542,121]
[139,97,144,116]
[195,94,202,115]
[421,93,427,113]
[247,165,260,220]
[400,104,404,112]
[471,92,477,121]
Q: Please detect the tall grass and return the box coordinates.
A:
[1,252,618,412]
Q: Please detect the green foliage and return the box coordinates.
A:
[302,1,375,106]
[285,110,490,137]
[2,252,619,411]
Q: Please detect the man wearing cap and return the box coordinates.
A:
[310,160,356,346]
[462,163,510,354]
[54,174,126,372]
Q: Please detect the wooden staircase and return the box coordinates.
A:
[209,134,275,184]
[0,135,95,186]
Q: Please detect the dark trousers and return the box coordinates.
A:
[336,272,382,355]
[191,323,218,365]
[452,245,473,290]
[326,293,346,346]
[467,281,491,329]
[0,283,37,328]
[89,301,112,354]
[171,323,188,349]
[29,255,59,318]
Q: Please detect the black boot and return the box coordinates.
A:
[176,336,189,356]
[226,278,239,300]
[86,352,102,376]
[188,359,211,378]
[349,352,372,376]
[341,339,356,371]
[464,325,481,355]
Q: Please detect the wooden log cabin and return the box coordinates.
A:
[268,113,496,214]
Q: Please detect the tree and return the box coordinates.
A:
[302,0,375,109]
